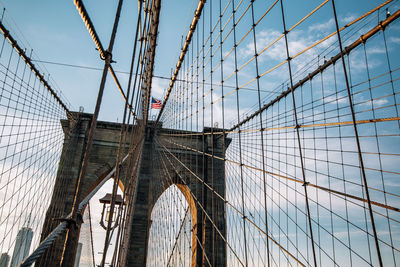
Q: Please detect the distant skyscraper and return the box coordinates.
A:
[0,253,10,267]
[74,242,83,267]
[10,227,33,267]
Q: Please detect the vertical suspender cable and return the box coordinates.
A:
[279,0,318,266]
[330,1,383,266]
[60,0,124,266]
[156,0,205,124]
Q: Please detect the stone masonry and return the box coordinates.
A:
[38,112,228,266]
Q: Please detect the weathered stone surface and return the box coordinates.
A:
[38,113,228,266]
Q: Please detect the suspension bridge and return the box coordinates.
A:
[0,0,399,266]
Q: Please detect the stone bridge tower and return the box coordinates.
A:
[38,112,228,266]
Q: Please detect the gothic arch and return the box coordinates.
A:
[149,182,198,266]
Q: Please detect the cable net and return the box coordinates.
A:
[150,0,400,266]
[0,8,70,265]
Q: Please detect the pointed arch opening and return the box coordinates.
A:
[146,183,197,267]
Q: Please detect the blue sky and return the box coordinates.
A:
[0,1,198,264]
[0,0,392,123]
[0,0,197,122]
[1,0,400,266]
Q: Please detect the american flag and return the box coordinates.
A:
[151,97,162,109]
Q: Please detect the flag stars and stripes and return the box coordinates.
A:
[151,97,162,109]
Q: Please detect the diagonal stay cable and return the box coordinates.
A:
[18,152,130,267]
[230,7,400,131]
[155,0,205,123]
[158,146,240,267]
[61,1,125,265]
[141,0,162,125]
[99,0,145,264]
[156,138,306,267]
[73,0,136,118]
[162,138,400,213]
[0,20,73,120]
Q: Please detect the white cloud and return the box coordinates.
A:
[308,18,335,33]
[342,14,357,24]
[389,36,400,44]
[151,76,170,99]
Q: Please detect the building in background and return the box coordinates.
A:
[10,227,33,267]
[74,243,83,267]
[0,253,10,267]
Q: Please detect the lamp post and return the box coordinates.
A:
[99,193,124,230]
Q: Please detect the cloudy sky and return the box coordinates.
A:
[0,0,399,266]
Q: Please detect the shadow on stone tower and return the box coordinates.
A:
[37,112,229,266]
